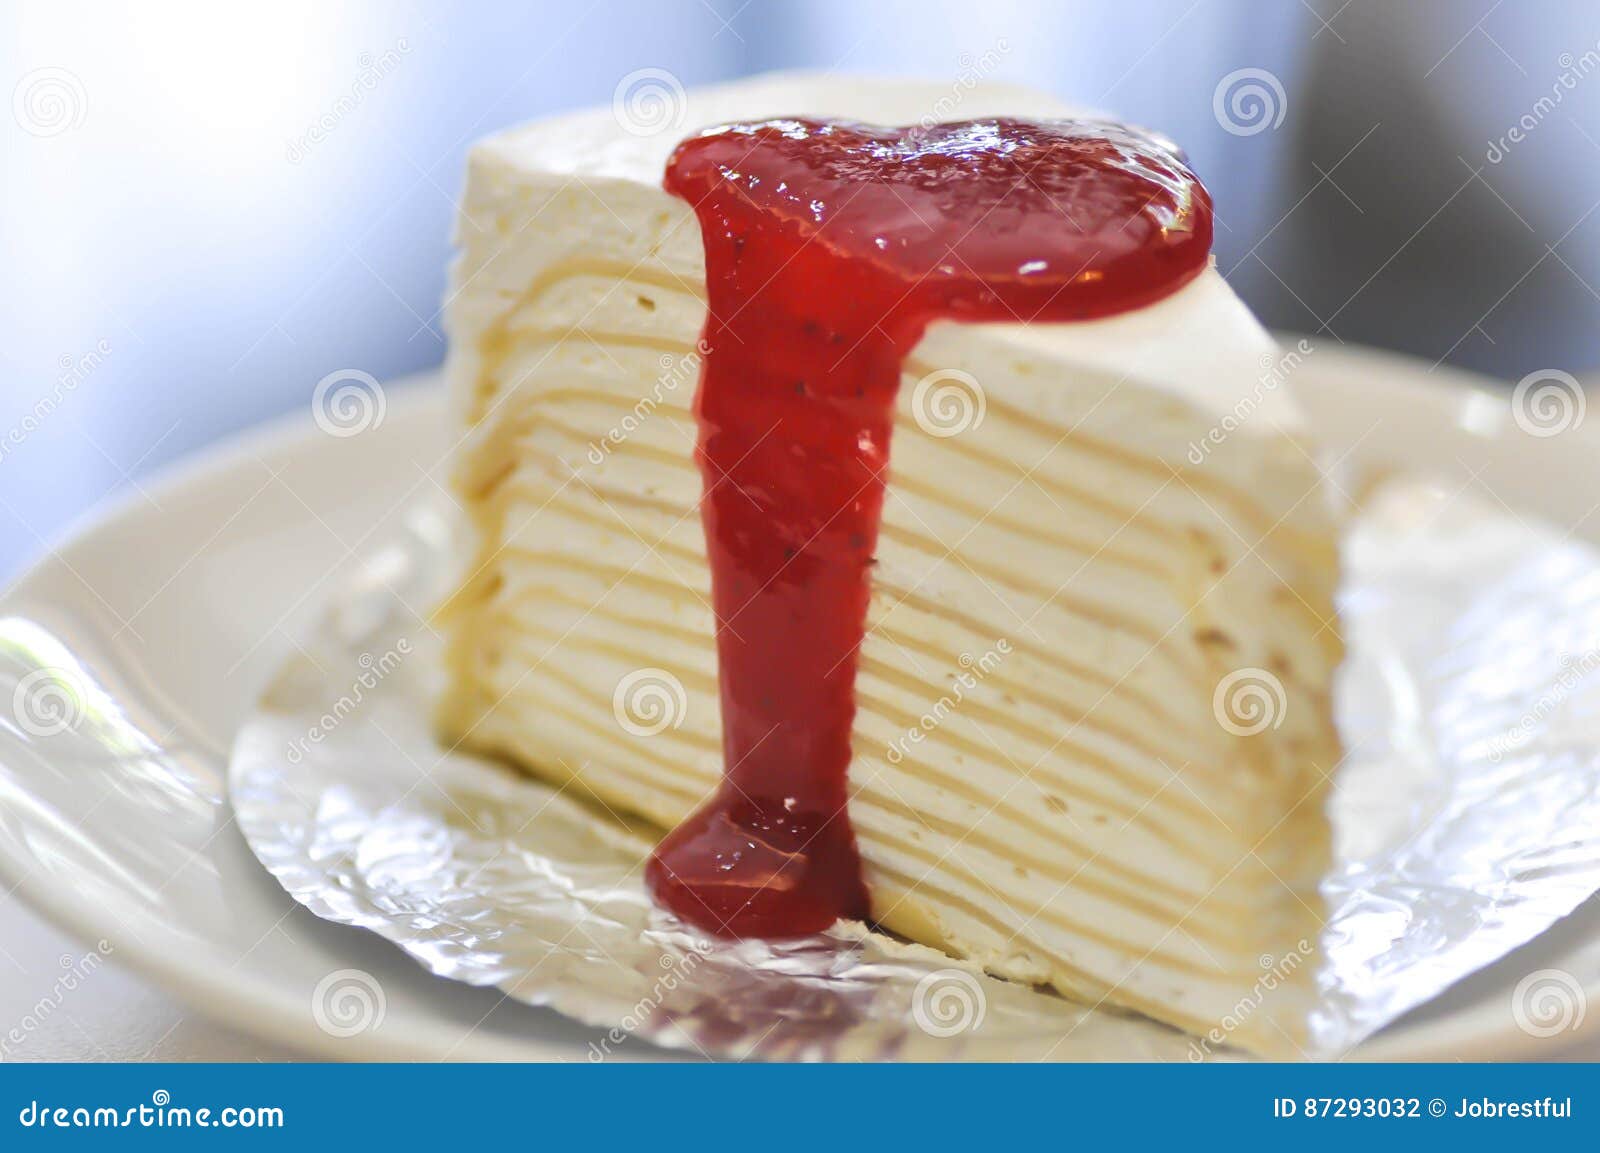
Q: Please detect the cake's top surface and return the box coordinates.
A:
[470,70,1297,436]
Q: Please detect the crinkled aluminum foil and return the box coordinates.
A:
[229,481,1600,1060]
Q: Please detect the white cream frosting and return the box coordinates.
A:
[471,69,1296,437]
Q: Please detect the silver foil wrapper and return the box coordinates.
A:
[229,481,1600,1059]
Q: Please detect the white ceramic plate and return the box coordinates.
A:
[3,345,1598,1061]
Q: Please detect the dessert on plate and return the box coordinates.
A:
[437,72,1344,1055]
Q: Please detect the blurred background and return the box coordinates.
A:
[3,0,1597,580]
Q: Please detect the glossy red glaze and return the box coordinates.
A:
[646,117,1212,937]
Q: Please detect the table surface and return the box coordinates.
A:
[0,895,297,1062]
